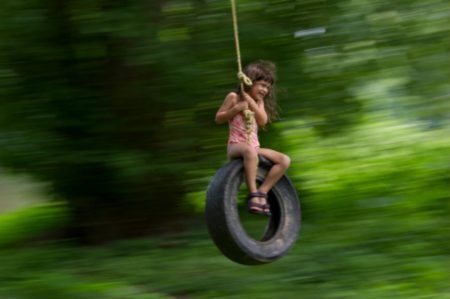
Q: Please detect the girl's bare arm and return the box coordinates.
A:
[242,92,268,126]
[215,92,248,124]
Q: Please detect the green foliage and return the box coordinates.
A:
[2,273,170,299]
[0,203,69,247]
[0,220,448,298]
[0,0,449,240]
[280,116,450,217]
[0,1,448,297]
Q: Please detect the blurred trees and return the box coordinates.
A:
[0,0,448,242]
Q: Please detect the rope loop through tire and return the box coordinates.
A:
[205,156,301,265]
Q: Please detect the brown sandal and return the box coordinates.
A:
[247,192,264,214]
[257,191,271,216]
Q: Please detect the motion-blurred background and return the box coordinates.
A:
[0,0,449,298]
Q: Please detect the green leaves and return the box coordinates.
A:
[0,0,448,240]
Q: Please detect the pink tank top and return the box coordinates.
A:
[228,112,260,148]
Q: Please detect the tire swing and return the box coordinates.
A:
[205,0,301,265]
[206,156,301,265]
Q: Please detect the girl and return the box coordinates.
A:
[215,60,291,215]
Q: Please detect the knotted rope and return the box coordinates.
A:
[230,0,254,144]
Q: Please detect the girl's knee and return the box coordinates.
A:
[280,154,291,169]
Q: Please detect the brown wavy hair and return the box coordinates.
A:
[238,60,279,123]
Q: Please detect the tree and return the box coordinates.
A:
[0,0,447,242]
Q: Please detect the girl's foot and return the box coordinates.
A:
[247,192,264,214]
[257,191,271,216]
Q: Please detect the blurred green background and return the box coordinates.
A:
[0,0,449,298]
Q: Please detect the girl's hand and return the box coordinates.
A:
[241,92,254,103]
[241,91,268,126]
[235,101,249,112]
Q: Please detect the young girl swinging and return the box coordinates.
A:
[215,60,291,216]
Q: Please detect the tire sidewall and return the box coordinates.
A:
[206,157,301,264]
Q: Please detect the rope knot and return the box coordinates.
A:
[237,71,253,87]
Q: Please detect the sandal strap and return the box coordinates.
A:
[247,192,261,200]
[256,191,268,199]
[247,201,264,208]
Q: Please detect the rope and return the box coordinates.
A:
[230,0,254,144]
[230,0,252,87]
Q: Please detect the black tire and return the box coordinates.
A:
[205,156,301,265]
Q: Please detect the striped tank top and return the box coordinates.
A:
[228,112,260,148]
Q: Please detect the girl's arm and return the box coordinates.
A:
[215,92,248,124]
[242,92,268,126]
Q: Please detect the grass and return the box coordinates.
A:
[0,210,448,299]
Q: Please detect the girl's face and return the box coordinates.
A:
[249,80,271,102]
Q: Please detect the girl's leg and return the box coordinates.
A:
[228,143,262,210]
[228,143,259,193]
[257,148,291,195]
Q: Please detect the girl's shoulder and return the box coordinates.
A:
[225,91,239,103]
